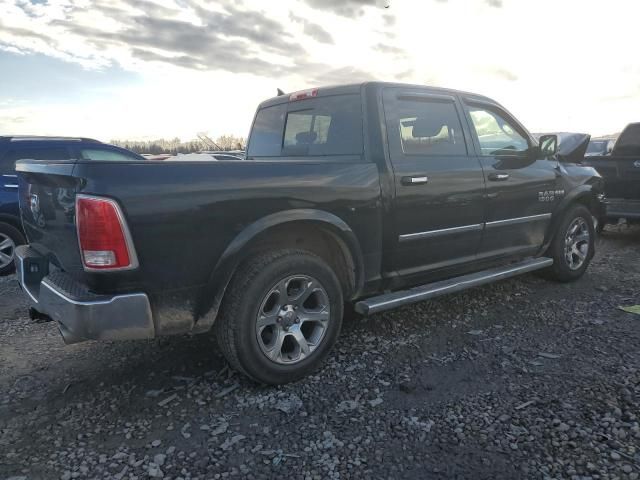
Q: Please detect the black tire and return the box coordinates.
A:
[0,222,25,276]
[214,249,344,385]
[543,204,595,282]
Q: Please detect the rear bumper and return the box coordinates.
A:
[15,245,155,344]
[604,198,640,220]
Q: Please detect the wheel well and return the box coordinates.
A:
[574,194,597,214]
[244,222,357,298]
[0,216,23,233]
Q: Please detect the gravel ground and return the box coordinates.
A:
[1,225,639,480]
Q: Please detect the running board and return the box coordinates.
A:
[355,257,553,316]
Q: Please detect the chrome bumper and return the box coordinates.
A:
[15,245,155,344]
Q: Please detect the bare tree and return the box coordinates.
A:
[111,135,247,155]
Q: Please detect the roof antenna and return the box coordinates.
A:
[277,88,285,96]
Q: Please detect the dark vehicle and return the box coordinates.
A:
[0,136,144,275]
[583,123,640,225]
[14,83,604,384]
[585,139,615,157]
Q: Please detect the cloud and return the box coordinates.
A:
[374,43,405,56]
[301,65,376,85]
[0,0,410,81]
[3,1,309,75]
[485,67,518,81]
[289,13,334,44]
[302,0,389,17]
[436,0,502,6]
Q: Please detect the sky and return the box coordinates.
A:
[0,0,638,141]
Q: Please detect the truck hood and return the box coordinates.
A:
[555,133,591,163]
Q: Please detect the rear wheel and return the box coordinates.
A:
[544,204,595,282]
[0,223,25,276]
[215,249,344,384]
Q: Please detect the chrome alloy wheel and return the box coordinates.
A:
[564,217,590,270]
[255,275,330,365]
[0,233,15,271]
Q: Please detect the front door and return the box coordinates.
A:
[463,101,559,259]
[382,88,486,284]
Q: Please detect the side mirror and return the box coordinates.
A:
[538,134,558,158]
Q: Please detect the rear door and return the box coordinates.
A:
[462,101,558,259]
[382,88,486,283]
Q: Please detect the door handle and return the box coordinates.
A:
[488,173,510,181]
[401,175,428,186]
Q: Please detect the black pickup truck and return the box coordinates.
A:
[583,123,640,225]
[15,82,604,384]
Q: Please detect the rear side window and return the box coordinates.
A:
[248,94,363,158]
[80,148,142,162]
[394,99,467,156]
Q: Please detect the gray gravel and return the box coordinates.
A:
[1,225,639,479]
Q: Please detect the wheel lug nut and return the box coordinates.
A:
[295,318,300,324]
[277,317,282,323]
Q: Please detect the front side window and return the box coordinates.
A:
[80,148,142,161]
[468,107,529,155]
[394,99,467,156]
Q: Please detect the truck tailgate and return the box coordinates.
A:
[16,160,85,278]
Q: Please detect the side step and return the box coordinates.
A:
[355,257,553,316]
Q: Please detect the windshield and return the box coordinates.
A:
[586,141,606,154]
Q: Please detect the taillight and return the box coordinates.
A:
[75,195,138,271]
[289,88,318,102]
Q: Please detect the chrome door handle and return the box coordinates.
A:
[488,173,510,181]
[401,175,428,186]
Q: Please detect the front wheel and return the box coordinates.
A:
[215,249,344,385]
[544,204,595,282]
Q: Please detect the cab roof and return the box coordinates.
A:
[257,81,496,109]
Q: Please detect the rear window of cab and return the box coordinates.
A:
[247,94,363,158]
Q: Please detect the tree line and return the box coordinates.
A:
[111,134,247,155]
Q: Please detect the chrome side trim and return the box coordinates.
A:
[2,174,18,178]
[4,184,18,188]
[485,213,551,229]
[399,223,483,242]
[355,257,553,315]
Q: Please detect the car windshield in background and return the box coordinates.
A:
[586,141,606,154]
[247,94,363,158]
[80,148,144,161]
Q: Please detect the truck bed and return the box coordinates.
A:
[16,158,382,334]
